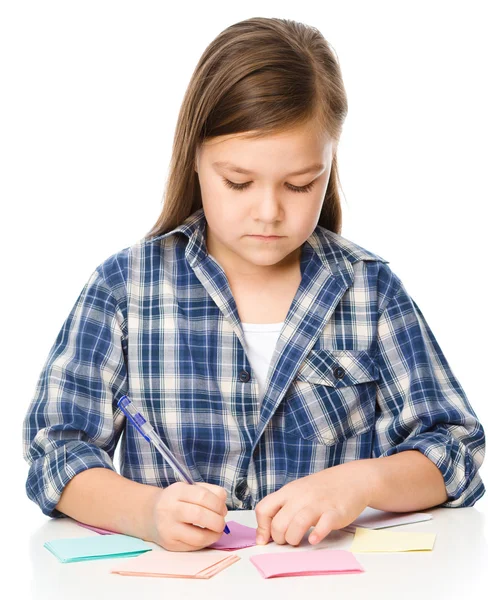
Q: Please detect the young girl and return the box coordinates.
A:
[23,17,485,552]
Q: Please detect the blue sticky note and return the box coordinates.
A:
[44,533,152,563]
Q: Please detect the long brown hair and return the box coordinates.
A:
[145,17,348,239]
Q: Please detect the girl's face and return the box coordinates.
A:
[194,120,336,279]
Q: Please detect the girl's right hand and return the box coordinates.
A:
[147,481,229,552]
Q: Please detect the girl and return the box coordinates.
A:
[23,17,485,552]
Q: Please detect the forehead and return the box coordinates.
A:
[199,125,334,164]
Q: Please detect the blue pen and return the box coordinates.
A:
[117,395,230,535]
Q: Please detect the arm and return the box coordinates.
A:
[371,271,486,507]
[55,468,159,540]
[55,468,229,549]
[253,448,449,546]
[253,273,484,546]
[23,258,230,551]
[22,261,129,517]
[347,450,448,512]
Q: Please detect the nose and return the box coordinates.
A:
[251,188,283,222]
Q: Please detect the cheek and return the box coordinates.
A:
[307,192,326,220]
[289,205,322,238]
[204,203,241,243]
[204,192,248,228]
[200,177,231,209]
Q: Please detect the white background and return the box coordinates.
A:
[1,0,487,549]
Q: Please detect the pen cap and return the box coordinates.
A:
[117,395,151,442]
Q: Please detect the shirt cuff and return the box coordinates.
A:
[26,440,117,518]
[378,431,486,508]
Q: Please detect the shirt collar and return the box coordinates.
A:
[146,207,386,275]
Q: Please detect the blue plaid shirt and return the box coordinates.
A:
[23,208,485,517]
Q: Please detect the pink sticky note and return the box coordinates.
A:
[75,522,118,535]
[250,549,365,579]
[208,521,257,550]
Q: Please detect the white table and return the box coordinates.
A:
[15,494,488,599]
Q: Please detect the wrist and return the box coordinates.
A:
[139,484,162,543]
[343,457,378,507]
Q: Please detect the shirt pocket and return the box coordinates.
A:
[284,348,380,445]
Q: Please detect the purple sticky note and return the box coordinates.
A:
[75,519,258,550]
[208,521,257,550]
[75,521,117,535]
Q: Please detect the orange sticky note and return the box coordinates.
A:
[111,548,240,579]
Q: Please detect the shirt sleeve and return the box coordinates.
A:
[372,273,486,507]
[22,266,129,517]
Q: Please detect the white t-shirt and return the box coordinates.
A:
[241,321,285,403]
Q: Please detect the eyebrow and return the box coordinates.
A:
[211,161,325,176]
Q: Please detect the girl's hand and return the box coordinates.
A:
[147,481,228,551]
[254,460,374,546]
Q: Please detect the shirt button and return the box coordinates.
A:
[239,370,251,383]
[333,366,345,380]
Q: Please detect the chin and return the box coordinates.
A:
[247,254,287,267]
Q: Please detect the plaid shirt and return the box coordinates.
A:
[23,208,485,517]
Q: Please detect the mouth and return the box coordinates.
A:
[248,235,284,240]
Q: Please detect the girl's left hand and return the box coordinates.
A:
[254,459,375,546]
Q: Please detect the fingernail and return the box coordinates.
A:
[256,535,265,545]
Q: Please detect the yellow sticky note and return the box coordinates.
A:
[350,527,436,552]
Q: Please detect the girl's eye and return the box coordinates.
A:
[221,177,315,194]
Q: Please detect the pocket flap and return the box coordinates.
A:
[295,348,379,386]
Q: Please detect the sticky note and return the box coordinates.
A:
[250,549,364,578]
[208,521,257,550]
[75,522,117,535]
[349,527,436,552]
[44,534,152,563]
[74,519,258,551]
[341,508,432,533]
[111,548,240,579]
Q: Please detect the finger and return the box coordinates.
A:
[178,501,227,534]
[308,509,342,545]
[197,482,228,504]
[255,491,285,545]
[164,540,201,552]
[282,506,318,546]
[195,482,228,513]
[267,502,308,546]
[164,534,203,552]
[179,483,228,517]
[174,522,223,550]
